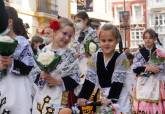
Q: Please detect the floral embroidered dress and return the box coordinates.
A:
[132,46,165,114]
[72,26,98,55]
[0,36,34,114]
[71,26,98,96]
[31,44,80,114]
[78,49,131,114]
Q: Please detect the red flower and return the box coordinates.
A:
[40,29,45,35]
[49,20,60,31]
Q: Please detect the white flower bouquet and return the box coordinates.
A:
[35,51,61,72]
[0,36,18,56]
[84,39,99,55]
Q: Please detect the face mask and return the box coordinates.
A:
[75,22,84,31]
[43,37,50,45]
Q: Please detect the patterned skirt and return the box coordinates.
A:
[132,81,165,114]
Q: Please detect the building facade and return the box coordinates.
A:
[112,0,147,49]
[147,0,165,46]
[5,0,69,36]
[70,0,113,22]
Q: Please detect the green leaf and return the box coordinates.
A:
[0,40,18,56]
[34,54,61,72]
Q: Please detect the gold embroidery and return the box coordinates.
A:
[46,107,55,114]
[122,59,130,69]
[37,96,53,114]
[87,57,95,68]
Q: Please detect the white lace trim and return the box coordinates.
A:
[86,70,97,84]
[112,71,126,83]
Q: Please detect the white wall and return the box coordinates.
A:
[18,13,38,37]
[57,0,70,18]
[147,0,165,9]
[70,0,113,21]
[147,0,165,46]
[9,0,37,11]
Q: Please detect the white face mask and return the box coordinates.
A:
[43,37,50,45]
[75,22,84,31]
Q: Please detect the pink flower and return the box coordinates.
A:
[156,48,165,58]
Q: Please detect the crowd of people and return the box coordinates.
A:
[0,0,165,114]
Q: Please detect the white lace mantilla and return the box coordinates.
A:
[112,71,126,83]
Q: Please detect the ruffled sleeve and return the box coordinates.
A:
[132,51,146,75]
[11,36,34,75]
[108,53,129,103]
[78,53,98,99]
[53,48,81,91]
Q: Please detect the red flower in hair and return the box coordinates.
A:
[49,20,60,31]
[40,29,45,35]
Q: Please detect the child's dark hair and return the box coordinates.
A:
[59,17,75,33]
[0,0,8,34]
[126,52,134,60]
[143,28,162,46]
[100,23,123,52]
[5,6,29,39]
[14,18,29,39]
[75,11,90,26]
[31,35,43,43]
[126,52,134,65]
[5,6,18,21]
[31,35,43,47]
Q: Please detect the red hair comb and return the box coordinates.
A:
[49,20,60,31]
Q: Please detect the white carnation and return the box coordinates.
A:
[37,51,55,65]
[89,42,97,54]
[0,36,14,43]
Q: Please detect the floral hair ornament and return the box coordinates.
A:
[40,29,45,35]
[49,19,60,31]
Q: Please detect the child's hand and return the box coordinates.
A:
[74,52,80,59]
[100,97,111,105]
[40,71,49,79]
[77,98,87,106]
[145,64,160,74]
[111,103,120,111]
[45,76,63,87]
[0,56,12,70]
[40,71,63,87]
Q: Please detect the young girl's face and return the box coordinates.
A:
[74,17,87,30]
[44,27,53,39]
[143,32,155,49]
[99,30,118,55]
[53,26,74,48]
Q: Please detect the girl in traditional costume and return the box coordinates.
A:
[0,6,34,114]
[77,23,131,114]
[31,18,80,114]
[132,29,165,114]
[70,11,99,109]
